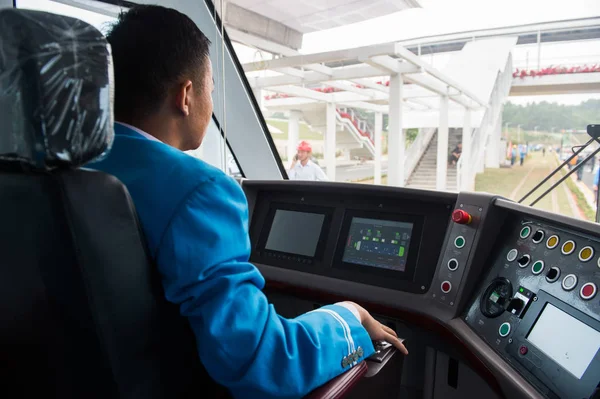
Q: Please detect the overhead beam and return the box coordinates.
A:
[228,27,299,56]
[337,101,388,113]
[361,55,420,75]
[224,3,303,50]
[243,42,397,72]
[249,64,391,88]
[325,81,388,100]
[274,67,305,78]
[268,85,331,102]
[351,78,390,93]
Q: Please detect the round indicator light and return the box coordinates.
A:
[579,246,594,262]
[580,283,597,300]
[561,240,576,255]
[519,345,528,356]
[441,281,452,294]
[562,274,578,291]
[531,260,545,275]
[546,235,559,249]
[506,249,518,262]
[499,322,511,337]
[520,226,532,239]
[454,236,465,249]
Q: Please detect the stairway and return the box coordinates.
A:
[406,128,462,191]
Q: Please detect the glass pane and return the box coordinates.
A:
[221,0,600,222]
[15,0,117,34]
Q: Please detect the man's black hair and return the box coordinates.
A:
[107,5,211,122]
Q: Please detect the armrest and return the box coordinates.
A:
[304,361,368,399]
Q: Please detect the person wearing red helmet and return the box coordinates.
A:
[289,140,328,181]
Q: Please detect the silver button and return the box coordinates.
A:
[341,357,349,368]
[357,347,364,357]
[506,249,518,262]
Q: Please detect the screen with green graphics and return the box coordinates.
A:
[342,217,413,272]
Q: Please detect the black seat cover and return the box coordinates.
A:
[0,9,219,398]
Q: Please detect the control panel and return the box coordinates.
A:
[464,215,600,399]
[431,205,482,307]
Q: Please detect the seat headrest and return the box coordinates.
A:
[0,9,114,170]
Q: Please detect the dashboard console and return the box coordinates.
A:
[248,183,454,293]
[242,180,600,399]
[464,200,600,399]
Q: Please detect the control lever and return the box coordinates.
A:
[370,340,393,363]
[365,339,401,378]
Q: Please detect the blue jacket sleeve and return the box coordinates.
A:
[156,173,375,399]
[595,168,599,186]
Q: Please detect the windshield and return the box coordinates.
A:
[229,0,600,223]
[16,0,600,223]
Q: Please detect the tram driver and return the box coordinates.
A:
[89,5,407,399]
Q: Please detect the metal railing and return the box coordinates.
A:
[336,107,376,155]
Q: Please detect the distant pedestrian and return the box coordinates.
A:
[511,145,517,166]
[543,147,546,157]
[519,145,526,166]
[576,157,584,181]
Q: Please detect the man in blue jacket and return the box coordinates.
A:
[90,5,407,399]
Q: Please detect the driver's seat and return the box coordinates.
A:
[0,8,366,399]
[0,9,211,398]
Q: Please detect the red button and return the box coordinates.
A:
[519,345,528,355]
[441,281,452,294]
[580,283,597,300]
[452,209,472,224]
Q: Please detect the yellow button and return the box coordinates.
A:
[546,235,559,249]
[562,240,575,255]
[579,247,594,262]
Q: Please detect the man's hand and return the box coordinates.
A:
[344,301,408,355]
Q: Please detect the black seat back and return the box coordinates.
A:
[0,9,211,398]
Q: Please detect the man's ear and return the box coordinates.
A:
[175,80,193,116]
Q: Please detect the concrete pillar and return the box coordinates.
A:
[374,112,383,185]
[325,103,337,181]
[436,95,449,191]
[476,125,487,174]
[388,74,405,186]
[485,116,501,169]
[287,110,301,164]
[461,108,472,191]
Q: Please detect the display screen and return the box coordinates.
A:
[264,209,325,257]
[527,303,600,379]
[342,217,413,272]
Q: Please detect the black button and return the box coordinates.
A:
[532,230,544,243]
[448,259,459,271]
[517,255,530,267]
[546,267,560,282]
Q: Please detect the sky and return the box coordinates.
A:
[15,0,600,105]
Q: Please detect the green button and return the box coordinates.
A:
[499,322,511,337]
[520,226,531,239]
[455,236,465,248]
[532,260,544,275]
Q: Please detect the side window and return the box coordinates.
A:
[13,0,243,178]
[185,119,243,178]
